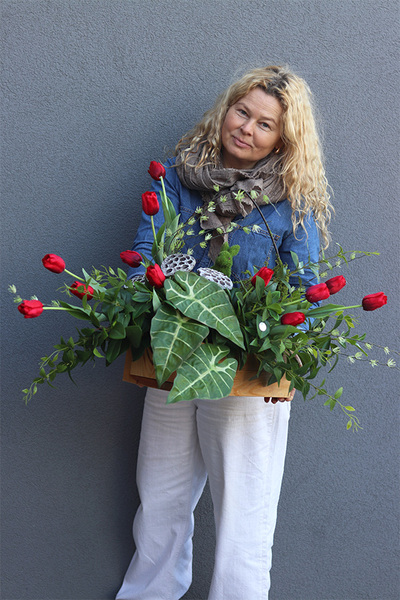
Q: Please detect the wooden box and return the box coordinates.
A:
[123,348,290,398]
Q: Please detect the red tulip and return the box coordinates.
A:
[281,312,306,326]
[120,250,142,268]
[148,161,166,181]
[146,264,165,288]
[142,191,160,216]
[325,275,346,294]
[42,253,65,273]
[251,267,274,287]
[362,292,387,311]
[18,299,44,319]
[70,281,94,300]
[305,282,330,303]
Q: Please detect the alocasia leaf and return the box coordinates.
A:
[164,271,245,349]
[151,304,209,386]
[166,344,237,403]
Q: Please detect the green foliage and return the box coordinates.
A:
[21,265,153,403]
[167,344,237,404]
[213,242,240,277]
[164,271,245,350]
[15,179,395,432]
[151,304,209,386]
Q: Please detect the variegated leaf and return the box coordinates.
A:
[151,304,209,386]
[166,344,237,404]
[165,271,245,349]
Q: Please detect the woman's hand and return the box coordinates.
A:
[264,353,300,403]
[264,388,295,404]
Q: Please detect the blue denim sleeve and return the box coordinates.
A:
[278,212,320,289]
[126,160,181,278]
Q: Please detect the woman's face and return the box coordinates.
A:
[221,87,283,170]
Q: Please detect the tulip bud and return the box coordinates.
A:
[120,250,142,268]
[70,281,94,301]
[325,275,346,294]
[251,267,274,287]
[18,299,44,319]
[362,292,387,311]
[148,161,166,181]
[146,264,165,289]
[42,253,65,274]
[305,282,330,303]
[280,312,306,326]
[142,191,160,216]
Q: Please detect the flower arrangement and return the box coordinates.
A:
[10,162,397,431]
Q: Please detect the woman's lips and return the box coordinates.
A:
[232,136,251,148]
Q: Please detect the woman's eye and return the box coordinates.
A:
[238,109,247,116]
[260,122,270,129]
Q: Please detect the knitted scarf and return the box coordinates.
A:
[175,149,285,260]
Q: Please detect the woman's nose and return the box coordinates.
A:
[240,120,254,135]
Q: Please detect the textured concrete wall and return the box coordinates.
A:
[1,1,399,599]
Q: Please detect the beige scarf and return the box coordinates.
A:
[175,149,285,260]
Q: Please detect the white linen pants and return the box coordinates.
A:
[116,387,290,600]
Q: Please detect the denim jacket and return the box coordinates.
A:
[128,158,320,288]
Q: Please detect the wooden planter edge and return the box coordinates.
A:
[123,348,290,398]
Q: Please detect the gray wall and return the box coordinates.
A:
[1,1,399,599]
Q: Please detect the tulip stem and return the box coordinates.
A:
[282,299,307,307]
[341,304,362,310]
[64,269,85,282]
[160,176,167,201]
[150,216,157,245]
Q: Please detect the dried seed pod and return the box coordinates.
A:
[161,253,196,276]
[198,267,233,290]
[130,274,146,285]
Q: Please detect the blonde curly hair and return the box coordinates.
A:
[175,65,333,248]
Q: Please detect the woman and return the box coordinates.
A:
[116,65,332,600]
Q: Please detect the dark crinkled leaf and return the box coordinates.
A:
[166,344,237,404]
[151,304,209,386]
[164,271,244,349]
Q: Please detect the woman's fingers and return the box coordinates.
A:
[264,389,296,403]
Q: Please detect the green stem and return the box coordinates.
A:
[150,215,157,245]
[342,304,362,310]
[281,299,306,307]
[65,269,85,281]
[160,176,167,202]
[244,192,283,267]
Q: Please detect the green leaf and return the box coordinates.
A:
[89,311,101,327]
[151,304,209,386]
[334,387,343,399]
[59,301,92,321]
[255,276,266,300]
[109,321,126,339]
[126,325,143,349]
[165,271,245,349]
[344,405,355,412]
[167,344,237,403]
[152,290,162,312]
[304,304,346,319]
[105,339,121,363]
[93,348,104,358]
[290,250,299,268]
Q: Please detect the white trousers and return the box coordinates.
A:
[116,387,290,600]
